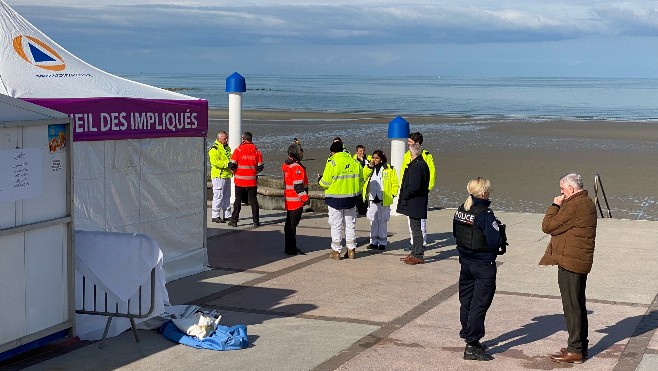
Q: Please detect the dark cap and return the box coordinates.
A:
[330,141,343,153]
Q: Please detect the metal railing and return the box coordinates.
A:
[76,268,156,348]
[594,173,612,218]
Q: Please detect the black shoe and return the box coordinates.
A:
[253,222,261,227]
[367,244,378,250]
[211,217,225,223]
[464,344,493,361]
[296,248,306,255]
[227,220,237,227]
[285,250,297,256]
[378,245,386,250]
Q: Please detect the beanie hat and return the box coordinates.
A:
[330,142,343,153]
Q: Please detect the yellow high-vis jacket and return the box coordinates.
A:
[208,140,232,179]
[319,151,362,209]
[362,163,399,207]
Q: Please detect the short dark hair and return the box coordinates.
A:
[242,132,253,142]
[356,144,365,150]
[409,132,423,145]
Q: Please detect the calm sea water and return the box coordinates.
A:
[119,73,658,220]
[121,74,658,121]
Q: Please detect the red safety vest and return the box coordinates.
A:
[282,159,309,210]
[230,142,263,187]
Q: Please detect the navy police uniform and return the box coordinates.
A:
[453,198,506,346]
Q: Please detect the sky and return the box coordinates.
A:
[6,0,658,77]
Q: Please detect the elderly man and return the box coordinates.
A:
[540,173,597,364]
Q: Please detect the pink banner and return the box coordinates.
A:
[23,97,208,141]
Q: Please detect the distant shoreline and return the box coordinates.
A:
[206,108,658,221]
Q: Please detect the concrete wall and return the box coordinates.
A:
[207,175,328,212]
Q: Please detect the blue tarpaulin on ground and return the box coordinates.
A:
[160,320,249,351]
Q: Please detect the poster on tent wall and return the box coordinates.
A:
[23,98,208,142]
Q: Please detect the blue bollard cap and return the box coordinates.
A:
[226,72,246,93]
[388,116,410,139]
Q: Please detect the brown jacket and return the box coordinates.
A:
[539,190,597,274]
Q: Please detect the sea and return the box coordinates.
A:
[121,74,658,221]
[121,74,658,122]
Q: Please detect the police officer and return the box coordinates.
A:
[453,177,507,361]
[319,141,362,260]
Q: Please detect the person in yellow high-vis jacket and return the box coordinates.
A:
[319,141,362,260]
[362,150,399,250]
[400,132,436,248]
[353,144,372,216]
[208,131,232,223]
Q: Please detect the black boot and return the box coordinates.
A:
[464,343,493,361]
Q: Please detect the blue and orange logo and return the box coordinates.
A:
[13,35,66,71]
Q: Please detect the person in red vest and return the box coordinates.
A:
[228,132,264,227]
[282,143,310,255]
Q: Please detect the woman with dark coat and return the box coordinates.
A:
[397,143,430,265]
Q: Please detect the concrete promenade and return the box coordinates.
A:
[7,206,658,371]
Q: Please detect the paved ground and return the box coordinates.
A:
[3,205,658,371]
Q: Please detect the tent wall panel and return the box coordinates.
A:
[21,125,68,225]
[25,225,68,334]
[0,234,27,345]
[72,137,207,281]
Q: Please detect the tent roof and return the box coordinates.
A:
[0,93,68,122]
[0,0,199,101]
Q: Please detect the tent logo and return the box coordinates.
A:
[13,35,66,71]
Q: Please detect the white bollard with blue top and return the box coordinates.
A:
[388,116,410,215]
[226,72,246,205]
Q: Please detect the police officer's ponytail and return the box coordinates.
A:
[464,177,491,211]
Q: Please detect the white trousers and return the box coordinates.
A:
[328,206,357,251]
[367,202,390,245]
[211,178,232,219]
[407,216,427,246]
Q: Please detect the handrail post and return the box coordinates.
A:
[594,173,612,218]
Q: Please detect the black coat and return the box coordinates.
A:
[396,156,430,219]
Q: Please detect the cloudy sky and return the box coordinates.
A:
[6,0,658,77]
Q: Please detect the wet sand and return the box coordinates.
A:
[208,109,658,221]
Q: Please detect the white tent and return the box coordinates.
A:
[0,0,209,281]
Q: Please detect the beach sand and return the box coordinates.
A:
[208,109,658,221]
